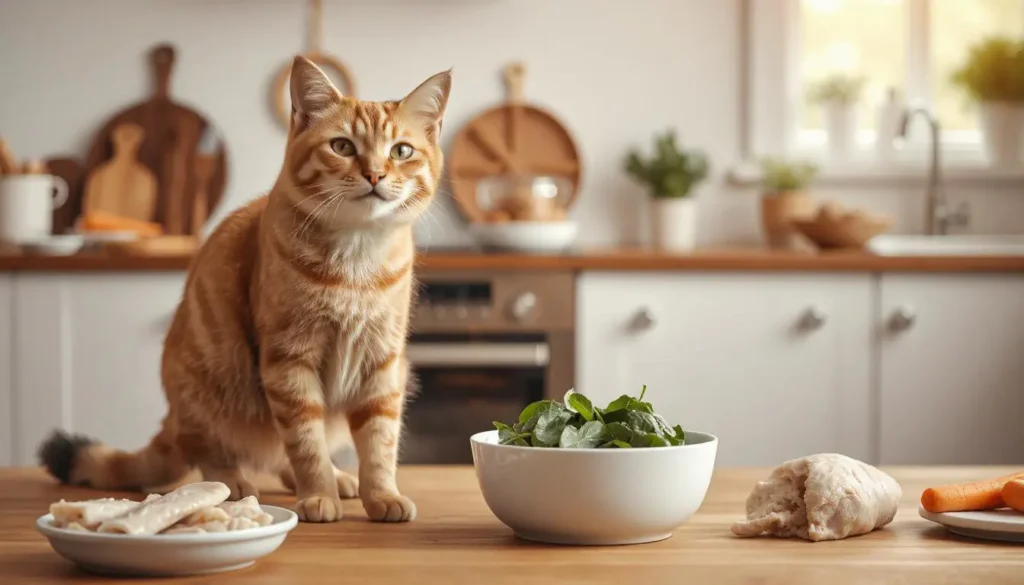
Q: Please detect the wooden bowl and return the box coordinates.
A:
[792,204,892,250]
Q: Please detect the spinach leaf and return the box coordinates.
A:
[493,385,684,450]
[604,422,634,443]
[494,421,531,446]
[670,424,686,446]
[603,394,634,414]
[532,403,574,447]
[518,399,554,429]
[564,389,595,422]
[631,432,671,448]
[559,420,605,448]
[600,439,633,449]
[626,410,661,433]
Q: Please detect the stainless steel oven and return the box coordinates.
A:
[399,270,575,464]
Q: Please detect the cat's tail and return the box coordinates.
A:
[37,416,191,491]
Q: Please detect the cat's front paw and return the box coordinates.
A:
[362,492,416,522]
[335,469,359,499]
[296,495,344,523]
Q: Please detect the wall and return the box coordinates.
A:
[0,0,1020,248]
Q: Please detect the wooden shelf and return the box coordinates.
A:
[1,247,1023,273]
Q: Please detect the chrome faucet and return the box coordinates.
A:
[896,106,970,235]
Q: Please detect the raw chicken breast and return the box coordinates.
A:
[50,493,161,530]
[98,482,230,535]
[730,453,902,542]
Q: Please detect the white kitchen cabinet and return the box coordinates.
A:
[576,272,874,466]
[879,274,1024,465]
[11,273,186,465]
[0,275,12,466]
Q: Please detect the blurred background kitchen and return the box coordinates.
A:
[0,0,1022,472]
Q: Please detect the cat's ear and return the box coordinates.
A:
[290,56,342,128]
[398,69,452,140]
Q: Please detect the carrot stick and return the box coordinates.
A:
[921,471,1024,513]
[1001,479,1024,513]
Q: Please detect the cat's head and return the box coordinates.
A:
[281,56,451,229]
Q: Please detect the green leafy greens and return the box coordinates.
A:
[492,386,685,449]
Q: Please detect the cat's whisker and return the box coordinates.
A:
[293,191,343,240]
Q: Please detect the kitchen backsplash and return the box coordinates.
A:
[2,0,1021,248]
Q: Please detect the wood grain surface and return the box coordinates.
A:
[0,247,1023,273]
[1,466,1022,584]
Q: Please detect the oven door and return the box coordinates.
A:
[400,335,549,464]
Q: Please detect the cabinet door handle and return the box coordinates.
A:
[632,307,656,331]
[799,306,828,330]
[889,306,917,331]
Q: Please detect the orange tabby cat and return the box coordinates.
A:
[38,56,452,523]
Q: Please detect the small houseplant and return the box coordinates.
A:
[624,129,710,251]
[807,73,866,161]
[950,36,1024,166]
[759,157,819,249]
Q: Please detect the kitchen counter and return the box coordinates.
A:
[1,466,1022,584]
[1,247,1024,272]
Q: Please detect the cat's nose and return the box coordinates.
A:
[362,171,386,186]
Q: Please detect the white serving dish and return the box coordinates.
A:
[470,220,578,253]
[470,429,718,545]
[868,234,1024,257]
[19,235,84,256]
[35,504,298,577]
[918,505,1024,543]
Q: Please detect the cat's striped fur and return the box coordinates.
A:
[38,56,452,523]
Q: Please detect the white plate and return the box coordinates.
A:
[18,235,84,256]
[36,504,298,576]
[918,504,1024,543]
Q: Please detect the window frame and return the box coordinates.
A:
[741,0,1024,176]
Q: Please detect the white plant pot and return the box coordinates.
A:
[650,197,696,252]
[823,100,859,161]
[979,102,1024,168]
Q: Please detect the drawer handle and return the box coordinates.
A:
[632,307,656,331]
[799,306,828,330]
[889,306,917,332]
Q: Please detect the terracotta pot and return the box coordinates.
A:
[760,191,817,250]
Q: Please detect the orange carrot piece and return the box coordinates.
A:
[921,471,1024,513]
[1001,479,1024,513]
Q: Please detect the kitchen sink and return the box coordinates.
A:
[868,234,1024,256]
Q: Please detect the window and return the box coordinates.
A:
[746,0,1024,166]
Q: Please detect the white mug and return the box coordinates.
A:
[0,174,69,244]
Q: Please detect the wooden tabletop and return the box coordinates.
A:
[2,466,1022,584]
[1,247,1024,273]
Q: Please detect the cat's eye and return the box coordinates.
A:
[390,143,414,161]
[330,138,356,156]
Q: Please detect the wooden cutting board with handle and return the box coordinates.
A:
[84,43,228,235]
[82,123,157,221]
[447,62,582,222]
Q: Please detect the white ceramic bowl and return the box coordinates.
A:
[470,221,578,253]
[19,235,84,256]
[470,430,718,545]
[35,505,298,577]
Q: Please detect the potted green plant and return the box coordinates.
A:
[759,157,819,249]
[624,129,709,252]
[951,36,1024,167]
[807,73,866,161]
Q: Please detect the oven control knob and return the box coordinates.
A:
[510,292,538,322]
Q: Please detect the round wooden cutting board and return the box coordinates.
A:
[447,63,581,223]
[84,44,228,236]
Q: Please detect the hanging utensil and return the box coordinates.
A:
[271,0,357,129]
